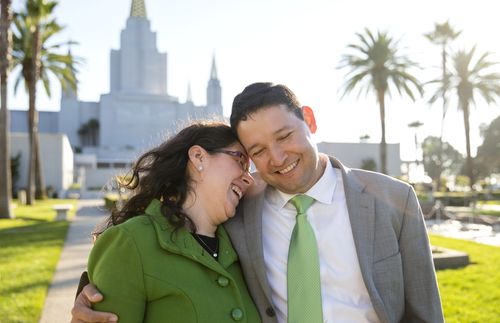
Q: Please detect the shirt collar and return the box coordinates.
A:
[267,156,337,209]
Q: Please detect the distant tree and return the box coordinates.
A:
[87,118,99,146]
[479,122,488,139]
[449,46,500,190]
[475,115,500,177]
[78,118,99,147]
[339,28,423,174]
[11,0,79,203]
[78,123,89,146]
[359,134,370,143]
[10,152,21,194]
[425,21,461,190]
[0,0,14,219]
[360,158,377,172]
[422,136,464,189]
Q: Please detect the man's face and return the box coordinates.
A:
[236,104,324,194]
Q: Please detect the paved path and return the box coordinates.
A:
[39,199,108,323]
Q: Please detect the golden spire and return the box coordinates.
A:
[130,0,147,18]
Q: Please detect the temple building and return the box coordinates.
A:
[10,0,223,192]
[10,0,402,195]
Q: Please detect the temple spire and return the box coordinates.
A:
[130,0,147,18]
[207,54,221,107]
[186,82,193,103]
[210,54,218,80]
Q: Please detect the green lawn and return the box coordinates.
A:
[430,235,500,323]
[0,199,77,323]
[475,201,500,217]
[0,203,497,322]
[477,209,500,217]
[477,200,500,206]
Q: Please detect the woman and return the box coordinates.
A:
[87,121,261,322]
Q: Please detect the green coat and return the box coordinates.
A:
[88,199,261,323]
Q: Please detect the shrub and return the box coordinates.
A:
[103,194,119,211]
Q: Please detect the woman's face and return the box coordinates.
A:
[199,142,254,225]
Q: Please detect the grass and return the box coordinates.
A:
[430,235,500,323]
[475,201,500,217]
[0,199,77,323]
[476,209,500,217]
[477,200,500,206]
[0,202,497,322]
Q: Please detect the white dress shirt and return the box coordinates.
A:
[262,159,380,323]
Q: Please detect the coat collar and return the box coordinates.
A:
[144,199,239,272]
[329,157,389,322]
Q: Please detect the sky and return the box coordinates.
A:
[8,0,500,161]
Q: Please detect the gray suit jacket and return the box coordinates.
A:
[224,157,444,323]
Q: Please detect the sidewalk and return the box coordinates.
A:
[39,199,108,323]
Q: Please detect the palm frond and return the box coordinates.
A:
[40,68,51,97]
[10,0,82,101]
[338,27,421,104]
[450,45,500,110]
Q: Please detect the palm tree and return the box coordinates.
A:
[11,0,78,204]
[0,0,14,219]
[87,118,99,146]
[339,28,423,174]
[77,118,99,147]
[359,134,370,143]
[425,20,461,189]
[450,46,500,190]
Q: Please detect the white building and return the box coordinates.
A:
[11,0,224,191]
[10,133,74,194]
[9,0,403,193]
[318,142,401,176]
[60,0,222,178]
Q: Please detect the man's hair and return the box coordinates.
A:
[230,82,304,131]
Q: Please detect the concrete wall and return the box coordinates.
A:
[99,93,177,149]
[317,142,401,176]
[10,110,59,133]
[10,133,74,193]
[82,168,124,190]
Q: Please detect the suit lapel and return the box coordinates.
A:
[330,157,375,271]
[242,187,274,303]
[331,157,389,322]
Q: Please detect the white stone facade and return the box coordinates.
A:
[10,133,74,194]
[54,3,223,189]
[317,142,402,176]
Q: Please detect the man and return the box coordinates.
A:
[72,83,443,323]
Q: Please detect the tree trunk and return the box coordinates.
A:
[462,102,474,191]
[377,90,388,174]
[27,23,46,203]
[27,80,36,205]
[34,123,46,199]
[0,0,14,218]
[413,131,419,166]
[437,44,448,191]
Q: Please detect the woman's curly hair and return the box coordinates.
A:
[94,121,239,238]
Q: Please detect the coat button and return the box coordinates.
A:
[231,308,244,321]
[217,276,229,287]
[266,306,276,317]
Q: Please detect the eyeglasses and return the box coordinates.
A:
[212,149,250,172]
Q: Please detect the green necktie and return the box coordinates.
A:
[287,194,323,323]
